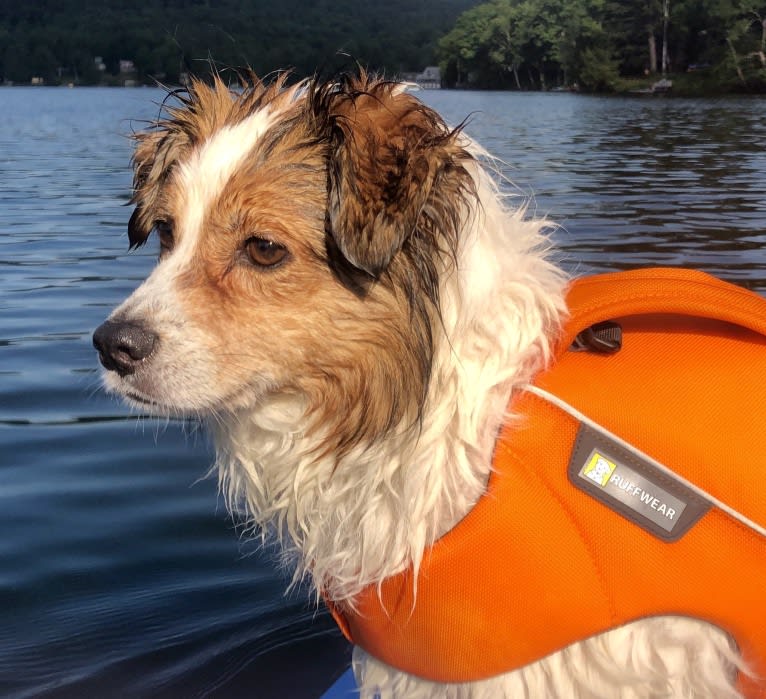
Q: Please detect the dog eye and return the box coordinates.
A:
[154,220,174,258]
[245,236,289,268]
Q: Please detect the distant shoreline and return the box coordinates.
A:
[4,69,765,97]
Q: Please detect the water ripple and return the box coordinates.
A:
[1,87,764,698]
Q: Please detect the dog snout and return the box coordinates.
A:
[93,320,158,376]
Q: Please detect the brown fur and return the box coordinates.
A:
[129,72,299,248]
[125,71,476,457]
[310,72,472,280]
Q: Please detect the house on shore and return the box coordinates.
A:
[398,66,442,89]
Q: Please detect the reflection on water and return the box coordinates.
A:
[423,92,766,290]
[0,87,764,698]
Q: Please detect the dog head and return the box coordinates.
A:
[93,71,474,455]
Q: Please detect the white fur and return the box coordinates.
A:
[103,109,280,414]
[176,108,277,245]
[214,159,564,596]
[102,89,749,698]
[210,157,745,697]
[354,617,743,699]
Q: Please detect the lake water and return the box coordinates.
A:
[0,86,764,699]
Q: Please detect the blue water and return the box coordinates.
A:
[1,86,764,698]
[0,87,349,699]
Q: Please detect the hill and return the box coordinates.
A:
[0,0,479,85]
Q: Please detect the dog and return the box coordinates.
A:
[93,72,747,698]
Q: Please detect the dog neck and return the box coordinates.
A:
[212,166,566,603]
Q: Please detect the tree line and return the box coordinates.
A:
[437,0,766,91]
[2,0,764,92]
[0,0,474,86]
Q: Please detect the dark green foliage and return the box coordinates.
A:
[3,0,763,91]
[0,0,477,85]
[438,0,766,92]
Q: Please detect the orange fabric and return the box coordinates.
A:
[327,268,766,695]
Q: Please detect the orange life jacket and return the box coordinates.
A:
[326,268,766,696]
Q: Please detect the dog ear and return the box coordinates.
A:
[127,127,189,249]
[320,80,458,278]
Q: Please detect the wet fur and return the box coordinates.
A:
[101,72,745,697]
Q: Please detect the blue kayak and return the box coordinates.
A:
[320,667,357,697]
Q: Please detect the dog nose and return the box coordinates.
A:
[93,320,157,376]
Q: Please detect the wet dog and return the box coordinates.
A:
[94,73,744,698]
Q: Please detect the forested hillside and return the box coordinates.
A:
[0,0,477,85]
[438,0,766,91]
[2,0,764,91]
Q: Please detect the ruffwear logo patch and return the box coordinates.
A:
[569,425,711,542]
[578,450,686,532]
[582,452,617,487]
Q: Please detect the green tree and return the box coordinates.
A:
[439,0,618,91]
[439,2,500,87]
[439,0,765,91]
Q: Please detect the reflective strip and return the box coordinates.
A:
[523,384,766,540]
